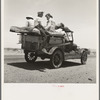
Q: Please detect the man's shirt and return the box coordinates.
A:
[34,17,43,27]
[45,18,56,32]
[26,19,34,27]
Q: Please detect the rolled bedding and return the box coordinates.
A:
[10,26,41,36]
[47,31,65,37]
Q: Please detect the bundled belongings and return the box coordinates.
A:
[10,12,74,46]
[55,23,73,33]
[10,15,43,36]
[10,26,30,33]
[10,26,41,36]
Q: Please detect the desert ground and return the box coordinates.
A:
[4,49,96,83]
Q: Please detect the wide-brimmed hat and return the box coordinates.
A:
[45,13,53,18]
[26,15,33,19]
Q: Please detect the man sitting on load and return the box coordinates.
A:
[34,11,52,48]
[34,11,47,38]
[18,15,34,43]
[44,13,70,43]
[45,13,56,32]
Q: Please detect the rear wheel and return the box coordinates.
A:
[81,51,87,64]
[25,52,37,63]
[50,50,64,68]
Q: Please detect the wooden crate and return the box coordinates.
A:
[22,35,42,51]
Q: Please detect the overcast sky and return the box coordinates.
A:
[3,0,98,49]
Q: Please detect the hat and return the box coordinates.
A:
[45,13,53,18]
[37,11,44,16]
[26,15,33,19]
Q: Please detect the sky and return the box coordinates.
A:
[3,0,98,49]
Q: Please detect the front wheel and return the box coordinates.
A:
[25,52,37,63]
[50,50,64,68]
[81,51,87,64]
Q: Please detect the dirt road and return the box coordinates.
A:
[4,55,96,83]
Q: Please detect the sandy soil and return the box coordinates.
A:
[4,54,96,83]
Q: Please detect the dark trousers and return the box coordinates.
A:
[35,24,47,37]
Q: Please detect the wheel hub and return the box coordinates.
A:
[28,52,35,60]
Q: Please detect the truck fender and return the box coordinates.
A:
[48,47,64,60]
[80,48,87,54]
[42,47,63,55]
[42,47,58,55]
[48,47,60,55]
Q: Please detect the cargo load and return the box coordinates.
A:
[10,26,41,36]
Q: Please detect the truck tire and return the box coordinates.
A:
[25,52,37,63]
[50,50,64,68]
[81,51,87,64]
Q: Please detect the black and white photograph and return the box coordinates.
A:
[4,0,97,83]
[2,0,99,100]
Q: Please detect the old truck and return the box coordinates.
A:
[19,31,88,68]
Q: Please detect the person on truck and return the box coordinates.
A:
[34,11,51,48]
[19,15,35,31]
[26,15,34,28]
[34,11,47,37]
[18,15,34,43]
[45,13,56,32]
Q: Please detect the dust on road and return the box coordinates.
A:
[4,55,96,83]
